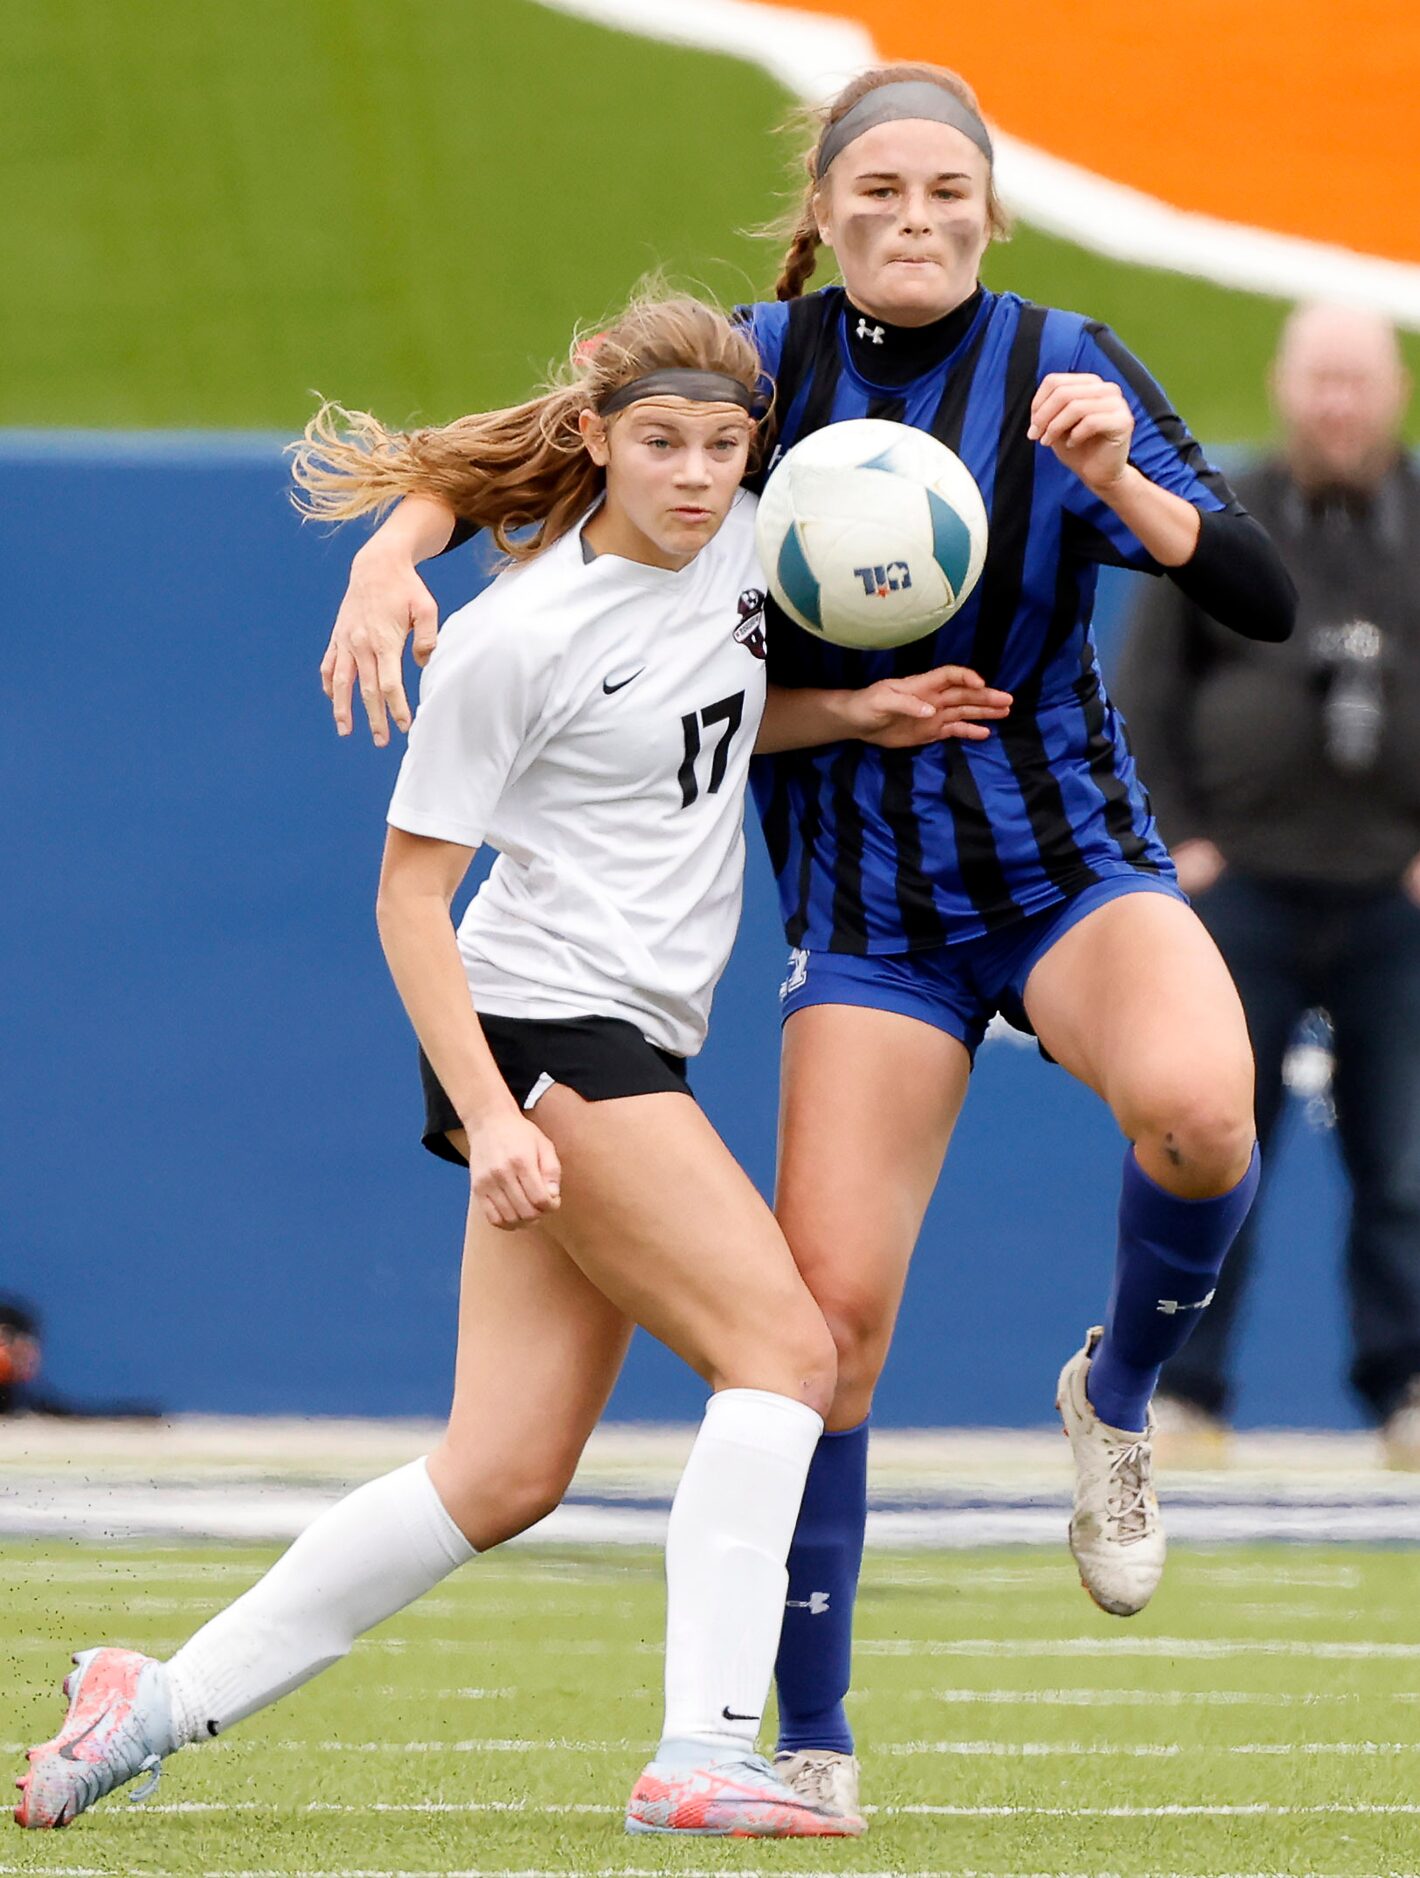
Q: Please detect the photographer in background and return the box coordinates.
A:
[1116,303,1420,1467]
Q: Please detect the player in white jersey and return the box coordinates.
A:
[15,296,999,1840]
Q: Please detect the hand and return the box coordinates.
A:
[1028,372,1134,494]
[843,665,1012,748]
[1172,838,1226,897]
[320,545,441,746]
[1403,852,1420,909]
[464,1108,563,1232]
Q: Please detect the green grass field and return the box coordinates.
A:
[4,1541,1418,1876]
[6,0,1420,441]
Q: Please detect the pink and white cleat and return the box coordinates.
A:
[14,1647,178,1829]
[626,1750,866,1836]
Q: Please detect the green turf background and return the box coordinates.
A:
[7,0,1420,440]
[7,1542,1419,1873]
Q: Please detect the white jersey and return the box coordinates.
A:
[387,495,768,1058]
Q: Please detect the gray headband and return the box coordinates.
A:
[598,369,755,417]
[815,80,994,178]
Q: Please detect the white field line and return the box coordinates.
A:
[18,1632,1420,1661]
[367,1686,515,1699]
[883,1740,1420,1757]
[8,1734,1418,1758]
[0,1870,1406,1878]
[95,1799,1420,1818]
[0,1868,1409,1878]
[534,0,1420,325]
[15,1870,1393,1878]
[892,1686,1420,1705]
[920,1565,1363,1591]
[858,1636,1420,1658]
[2,1870,1412,1878]
[9,1734,1420,1759]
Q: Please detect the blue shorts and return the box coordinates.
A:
[777,875,1187,1061]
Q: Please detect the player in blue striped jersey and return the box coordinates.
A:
[315,60,1296,1826]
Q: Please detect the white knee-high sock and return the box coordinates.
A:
[165,1458,473,1741]
[660,1387,823,1759]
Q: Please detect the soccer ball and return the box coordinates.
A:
[756,418,989,649]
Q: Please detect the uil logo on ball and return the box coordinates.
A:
[854,561,913,598]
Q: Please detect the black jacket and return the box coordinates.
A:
[1116,455,1420,887]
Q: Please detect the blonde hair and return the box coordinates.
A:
[771,63,1011,302]
[289,294,762,562]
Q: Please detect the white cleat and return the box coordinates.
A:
[14,1648,178,1829]
[774,1747,862,1824]
[627,1748,864,1836]
[1056,1327,1165,1617]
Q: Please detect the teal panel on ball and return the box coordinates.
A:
[777,520,822,630]
[925,487,975,597]
[860,448,903,474]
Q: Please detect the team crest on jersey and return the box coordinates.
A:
[854,561,912,598]
[733,587,768,659]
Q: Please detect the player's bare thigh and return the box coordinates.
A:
[526,1084,837,1418]
[1023,891,1255,1195]
[776,1004,971,1428]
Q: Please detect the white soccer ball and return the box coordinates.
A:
[756,418,989,650]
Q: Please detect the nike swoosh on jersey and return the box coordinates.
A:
[602,666,645,694]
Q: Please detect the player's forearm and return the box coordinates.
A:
[355,494,459,571]
[1093,466,1202,567]
[375,889,518,1127]
[756,684,860,753]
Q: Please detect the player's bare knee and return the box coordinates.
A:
[428,1437,578,1549]
[714,1308,837,1420]
[1134,1089,1255,1190]
[818,1287,893,1404]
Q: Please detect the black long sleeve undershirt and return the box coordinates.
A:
[1165,507,1296,643]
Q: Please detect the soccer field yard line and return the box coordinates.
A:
[0,1865,1355,1878]
[54,1797,1420,1818]
[6,1861,1420,1878]
[857,1635,1420,1657]
[879,1686,1411,1705]
[7,1734,1420,1760]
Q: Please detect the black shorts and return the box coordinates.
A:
[419,1013,691,1166]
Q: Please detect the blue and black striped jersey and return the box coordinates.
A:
[739,285,1236,954]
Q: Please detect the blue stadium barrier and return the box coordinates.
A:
[2,437,1354,1427]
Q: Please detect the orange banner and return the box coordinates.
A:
[786,0,1420,265]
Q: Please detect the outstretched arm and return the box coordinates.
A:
[756,664,1012,755]
[321,495,458,745]
[377,827,560,1229]
[1034,353,1296,643]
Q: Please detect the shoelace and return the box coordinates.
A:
[1106,1439,1156,1544]
[128,1755,163,1804]
[790,1755,843,1808]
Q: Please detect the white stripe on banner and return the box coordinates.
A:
[534,0,1420,326]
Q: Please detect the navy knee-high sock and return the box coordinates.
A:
[1088,1145,1261,1433]
[773,1421,867,1756]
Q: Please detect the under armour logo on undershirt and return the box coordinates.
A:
[855,318,885,344]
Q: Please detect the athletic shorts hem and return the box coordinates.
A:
[777,874,1188,1064]
[778,980,982,1056]
[419,1014,691,1166]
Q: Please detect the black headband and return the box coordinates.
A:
[597,369,755,417]
[815,80,994,178]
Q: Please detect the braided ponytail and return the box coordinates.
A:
[774,208,822,302]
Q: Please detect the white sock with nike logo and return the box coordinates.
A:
[165,1458,473,1742]
[659,1388,823,1761]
